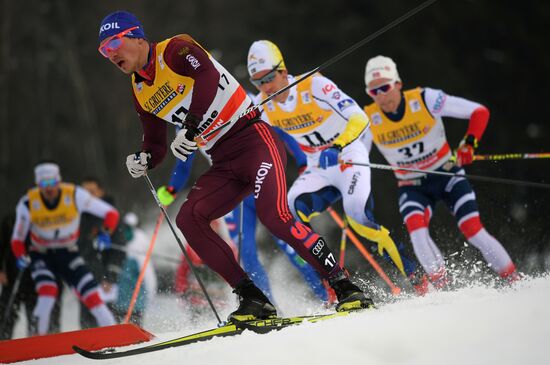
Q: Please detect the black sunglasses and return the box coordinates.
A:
[249,61,283,87]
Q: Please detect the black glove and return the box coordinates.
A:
[183,114,202,139]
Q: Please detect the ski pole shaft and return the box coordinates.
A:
[345,161,550,189]
[143,175,223,325]
[123,211,163,324]
[474,152,550,161]
[237,201,244,265]
[0,269,25,335]
[199,0,440,140]
[327,208,402,295]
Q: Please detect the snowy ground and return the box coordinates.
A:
[10,273,550,365]
[8,215,550,364]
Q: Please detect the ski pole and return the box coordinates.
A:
[170,0,441,139]
[474,152,550,161]
[123,211,163,324]
[344,161,550,189]
[327,208,402,295]
[142,174,223,325]
[338,219,347,268]
[0,269,25,336]
[237,201,244,264]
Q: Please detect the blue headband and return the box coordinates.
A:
[98,11,146,44]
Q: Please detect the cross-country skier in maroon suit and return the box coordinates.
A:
[97,11,373,320]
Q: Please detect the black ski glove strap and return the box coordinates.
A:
[183,114,202,139]
[134,151,153,169]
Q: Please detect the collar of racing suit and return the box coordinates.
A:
[383,91,406,122]
[134,43,156,83]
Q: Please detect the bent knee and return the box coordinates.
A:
[176,200,205,232]
[176,201,192,229]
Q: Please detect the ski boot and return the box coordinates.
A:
[228,278,277,322]
[409,272,429,296]
[408,267,429,296]
[329,272,375,312]
[500,264,521,284]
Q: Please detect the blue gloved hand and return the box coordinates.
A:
[16,255,31,270]
[319,146,341,169]
[96,230,112,251]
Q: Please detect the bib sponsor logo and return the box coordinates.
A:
[377,122,422,145]
[197,110,220,135]
[143,82,177,114]
[177,84,185,94]
[337,99,354,111]
[186,54,201,69]
[266,101,275,112]
[332,91,341,100]
[136,82,143,93]
[254,162,273,198]
[34,214,74,228]
[301,91,311,104]
[372,112,383,126]
[410,99,421,113]
[271,112,315,131]
[99,22,120,34]
[158,55,165,70]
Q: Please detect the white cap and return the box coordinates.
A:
[124,212,139,227]
[247,40,286,77]
[365,55,401,86]
[34,162,61,185]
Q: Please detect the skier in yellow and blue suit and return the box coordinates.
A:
[247,40,419,288]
